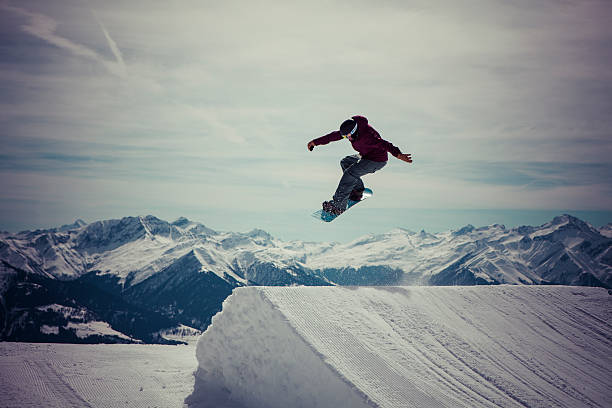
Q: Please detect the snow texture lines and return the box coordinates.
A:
[263,287,448,408]
[0,342,198,408]
[192,285,611,408]
[0,357,91,408]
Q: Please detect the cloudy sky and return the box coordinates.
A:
[1,0,611,241]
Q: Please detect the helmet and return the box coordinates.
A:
[340,119,358,137]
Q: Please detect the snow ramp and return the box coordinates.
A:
[187,286,611,408]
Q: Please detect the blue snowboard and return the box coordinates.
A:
[312,188,373,222]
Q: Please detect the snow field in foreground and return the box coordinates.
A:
[0,342,197,408]
[191,286,612,408]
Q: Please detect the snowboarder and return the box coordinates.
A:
[307,115,413,215]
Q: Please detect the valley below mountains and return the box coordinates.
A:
[1,214,610,344]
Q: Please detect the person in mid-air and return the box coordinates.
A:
[307,115,413,215]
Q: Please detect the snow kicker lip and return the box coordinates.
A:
[189,285,611,408]
[188,287,373,408]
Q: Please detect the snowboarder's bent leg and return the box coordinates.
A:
[339,155,365,194]
[332,158,386,210]
[340,155,360,171]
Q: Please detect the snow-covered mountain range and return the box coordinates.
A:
[0,214,610,343]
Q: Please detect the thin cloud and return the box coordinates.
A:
[92,9,127,77]
[2,3,126,77]
[1,0,611,237]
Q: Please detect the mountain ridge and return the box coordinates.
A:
[0,213,610,343]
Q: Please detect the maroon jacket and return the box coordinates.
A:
[311,116,402,162]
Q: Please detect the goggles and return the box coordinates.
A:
[341,122,358,138]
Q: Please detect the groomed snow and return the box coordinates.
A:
[190,286,612,408]
[0,342,197,408]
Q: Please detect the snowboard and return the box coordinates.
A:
[312,188,373,222]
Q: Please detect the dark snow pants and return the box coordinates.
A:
[332,154,386,210]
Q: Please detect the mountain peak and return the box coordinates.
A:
[548,214,596,233]
[171,217,217,236]
[172,217,191,227]
[552,214,578,225]
[419,229,437,239]
[75,216,164,253]
[58,219,88,232]
[246,228,273,240]
[453,224,475,236]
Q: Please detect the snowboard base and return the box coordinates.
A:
[311,188,373,222]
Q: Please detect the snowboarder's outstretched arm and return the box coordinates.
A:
[396,153,413,163]
[307,131,343,151]
[367,136,413,163]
